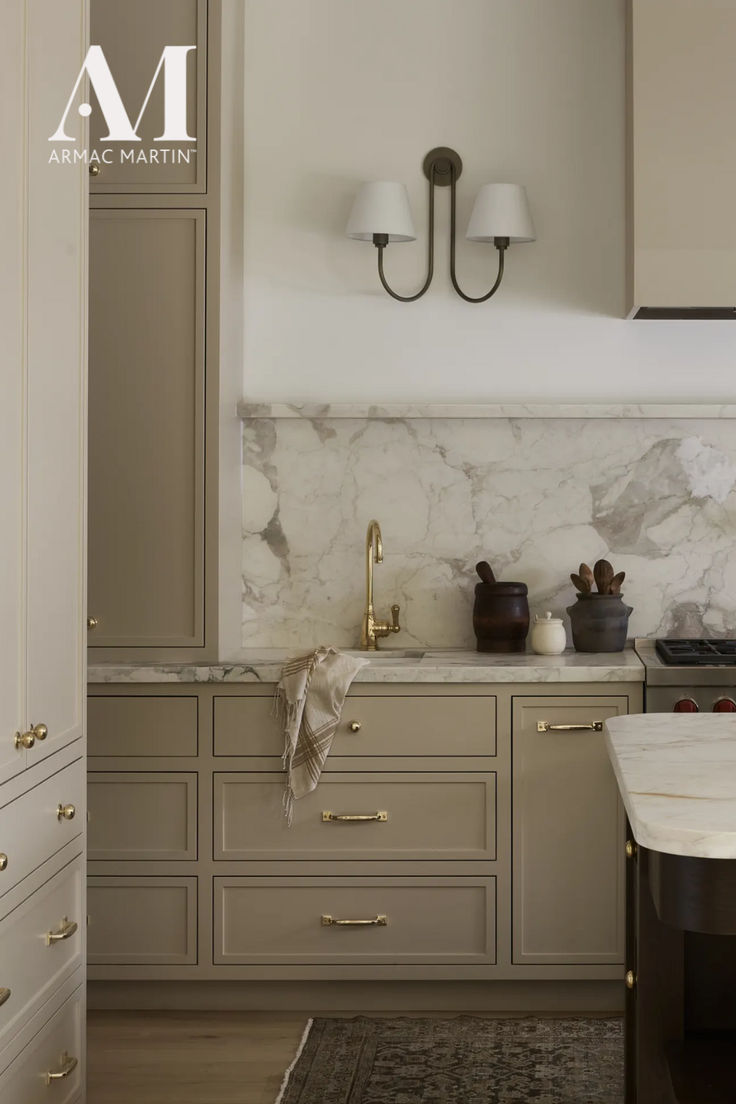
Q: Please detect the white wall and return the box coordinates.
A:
[242,0,736,403]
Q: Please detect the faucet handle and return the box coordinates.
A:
[390,604,401,633]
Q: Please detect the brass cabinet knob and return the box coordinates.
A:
[31,723,47,741]
[349,721,362,732]
[625,839,637,859]
[87,616,99,630]
[0,988,10,1007]
[57,804,76,821]
[88,163,100,177]
[0,854,7,872]
[625,969,637,990]
[14,730,35,750]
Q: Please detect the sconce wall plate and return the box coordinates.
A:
[346,147,535,303]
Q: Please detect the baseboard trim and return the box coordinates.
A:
[88,979,624,1014]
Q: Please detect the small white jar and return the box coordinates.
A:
[530,611,567,655]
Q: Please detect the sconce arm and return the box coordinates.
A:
[373,177,435,302]
[449,173,508,303]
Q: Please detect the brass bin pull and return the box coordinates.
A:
[45,1052,78,1084]
[322,811,388,823]
[321,915,387,927]
[0,988,10,1007]
[57,804,76,821]
[46,917,78,946]
[537,721,603,733]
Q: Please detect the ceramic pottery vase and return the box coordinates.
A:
[566,593,633,653]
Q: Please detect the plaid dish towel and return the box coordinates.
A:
[275,646,369,824]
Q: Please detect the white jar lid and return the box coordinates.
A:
[534,610,563,624]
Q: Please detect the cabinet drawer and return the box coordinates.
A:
[88,696,198,757]
[0,984,83,1101]
[214,877,496,965]
[0,761,84,899]
[88,773,197,860]
[214,773,496,861]
[512,695,627,965]
[88,877,197,964]
[0,857,84,1053]
[213,695,496,757]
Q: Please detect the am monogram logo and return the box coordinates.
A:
[49,45,196,143]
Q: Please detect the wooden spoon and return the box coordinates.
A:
[570,572,591,594]
[594,559,614,594]
[579,563,594,591]
[476,561,496,584]
[610,571,626,595]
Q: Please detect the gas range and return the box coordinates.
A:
[635,638,736,712]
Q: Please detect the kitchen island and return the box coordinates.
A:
[605,714,736,1104]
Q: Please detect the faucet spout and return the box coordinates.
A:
[360,519,400,650]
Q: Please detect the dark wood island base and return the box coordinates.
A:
[625,826,736,1103]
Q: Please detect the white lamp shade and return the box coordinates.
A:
[466,183,535,243]
[346,181,416,242]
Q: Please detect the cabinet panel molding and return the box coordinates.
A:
[88,696,198,758]
[88,772,197,860]
[88,877,197,964]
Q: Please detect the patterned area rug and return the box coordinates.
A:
[277,1016,623,1104]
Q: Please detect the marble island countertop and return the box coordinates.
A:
[605,713,736,859]
[88,646,645,684]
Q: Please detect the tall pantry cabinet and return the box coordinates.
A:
[87,0,220,662]
[0,1,88,1099]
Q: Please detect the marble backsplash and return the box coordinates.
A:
[241,417,736,648]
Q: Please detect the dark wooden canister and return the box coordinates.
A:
[473,581,530,653]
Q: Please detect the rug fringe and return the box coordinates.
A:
[274,1017,313,1104]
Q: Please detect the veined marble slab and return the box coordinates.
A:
[88,647,644,685]
[605,713,736,859]
[238,401,736,420]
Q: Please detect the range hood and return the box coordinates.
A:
[627,0,736,319]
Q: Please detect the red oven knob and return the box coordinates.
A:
[713,698,736,712]
[673,698,699,712]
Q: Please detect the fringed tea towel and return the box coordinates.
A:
[275,646,368,824]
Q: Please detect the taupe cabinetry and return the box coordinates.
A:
[512,695,629,965]
[87,0,219,662]
[87,680,641,988]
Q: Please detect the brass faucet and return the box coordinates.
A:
[360,520,401,650]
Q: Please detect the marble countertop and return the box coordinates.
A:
[605,714,736,859]
[88,647,645,685]
[238,400,736,420]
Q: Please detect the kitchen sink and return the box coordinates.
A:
[345,649,426,661]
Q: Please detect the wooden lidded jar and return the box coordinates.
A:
[473,581,530,653]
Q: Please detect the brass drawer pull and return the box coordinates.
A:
[46,917,78,946]
[322,811,388,823]
[537,721,603,733]
[625,839,637,859]
[321,915,387,927]
[0,854,7,872]
[45,1052,78,1084]
[0,988,10,1007]
[57,804,76,821]
[348,721,362,732]
[625,969,637,990]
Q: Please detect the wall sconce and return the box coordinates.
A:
[346,147,535,302]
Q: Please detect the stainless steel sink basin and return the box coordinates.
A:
[345,649,425,661]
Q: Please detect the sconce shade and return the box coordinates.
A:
[346,181,416,242]
[466,183,535,243]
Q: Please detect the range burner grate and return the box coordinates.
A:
[656,638,736,666]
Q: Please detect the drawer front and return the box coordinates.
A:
[0,761,84,899]
[0,984,84,1102]
[214,877,496,965]
[88,696,198,757]
[88,773,197,860]
[88,877,197,964]
[214,773,496,861]
[0,857,84,1053]
[512,695,628,964]
[213,695,496,758]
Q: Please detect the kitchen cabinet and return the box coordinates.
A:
[628,0,736,316]
[511,695,628,965]
[87,0,220,662]
[86,678,642,1005]
[0,0,87,1095]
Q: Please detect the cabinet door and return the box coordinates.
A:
[88,209,205,647]
[89,0,207,193]
[512,695,628,965]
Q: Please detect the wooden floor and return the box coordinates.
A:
[87,1011,308,1104]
